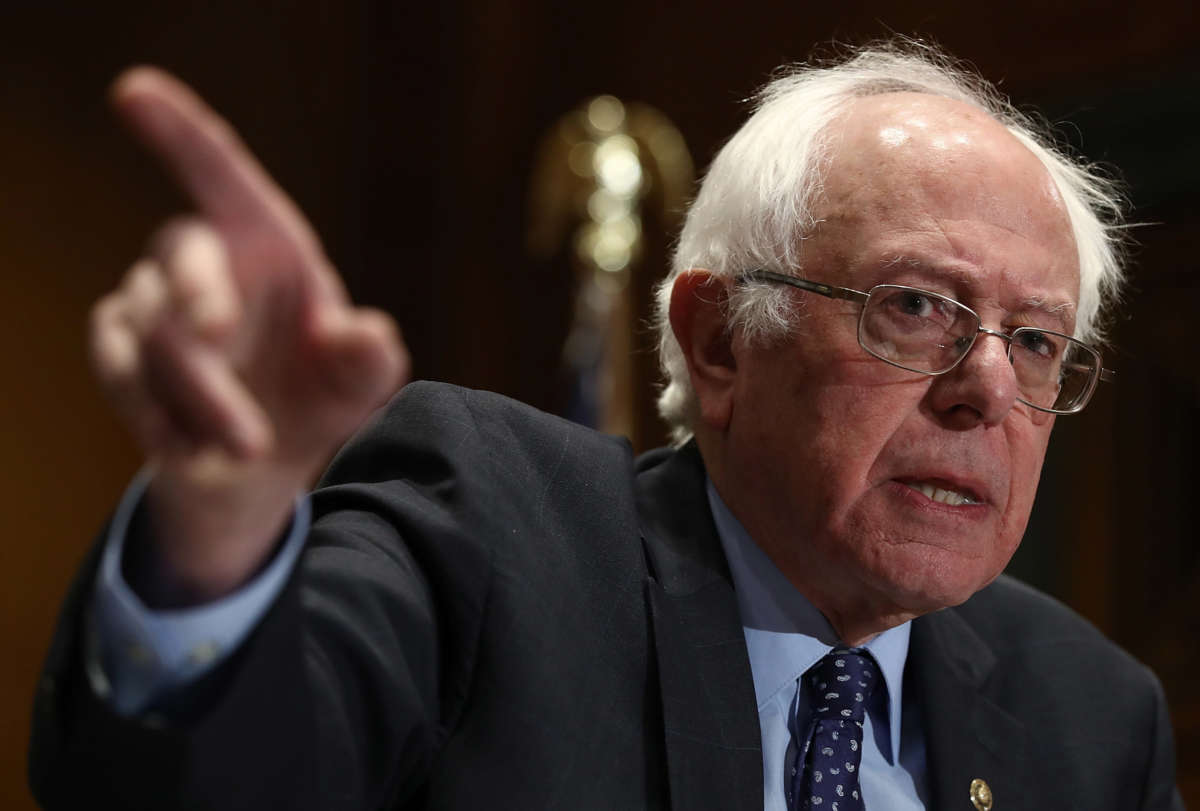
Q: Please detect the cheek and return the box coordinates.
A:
[998,416,1054,532]
[808,381,931,498]
[729,338,933,532]
[747,388,928,570]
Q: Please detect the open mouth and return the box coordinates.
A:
[900,480,982,506]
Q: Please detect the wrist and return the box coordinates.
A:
[133,458,308,606]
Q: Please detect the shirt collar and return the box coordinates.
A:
[706,477,911,760]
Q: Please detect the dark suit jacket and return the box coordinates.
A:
[30,382,1182,810]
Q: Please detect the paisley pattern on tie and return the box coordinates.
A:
[789,649,878,811]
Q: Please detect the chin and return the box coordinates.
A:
[860,544,1008,616]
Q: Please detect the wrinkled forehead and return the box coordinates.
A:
[812,93,1079,302]
[820,93,1071,236]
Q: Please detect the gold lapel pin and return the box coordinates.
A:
[969,778,993,810]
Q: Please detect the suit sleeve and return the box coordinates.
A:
[29,382,496,810]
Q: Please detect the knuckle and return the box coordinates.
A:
[89,293,122,332]
[123,273,171,332]
[148,215,207,260]
[162,235,239,340]
[119,258,154,292]
[166,240,225,293]
[89,303,144,373]
[123,259,165,300]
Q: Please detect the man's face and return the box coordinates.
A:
[711,94,1080,636]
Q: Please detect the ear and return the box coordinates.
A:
[668,269,737,432]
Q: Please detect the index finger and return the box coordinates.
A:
[110,66,323,263]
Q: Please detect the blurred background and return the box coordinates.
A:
[3,0,1197,806]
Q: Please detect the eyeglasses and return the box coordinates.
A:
[738,269,1115,414]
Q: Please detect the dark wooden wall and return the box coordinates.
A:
[3,1,1198,806]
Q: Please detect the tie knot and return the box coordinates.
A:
[806,648,878,721]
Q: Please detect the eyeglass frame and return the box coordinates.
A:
[736,268,1115,414]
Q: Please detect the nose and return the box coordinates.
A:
[926,328,1020,427]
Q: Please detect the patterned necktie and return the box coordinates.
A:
[788,648,879,810]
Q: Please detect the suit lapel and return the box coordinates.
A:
[633,442,1038,811]
[910,607,1032,810]
[636,443,763,811]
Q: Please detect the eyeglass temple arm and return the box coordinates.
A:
[739,269,870,304]
[1063,360,1115,383]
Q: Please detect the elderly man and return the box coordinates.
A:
[31,44,1181,810]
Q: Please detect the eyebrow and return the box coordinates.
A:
[1012,297,1077,334]
[877,255,1077,333]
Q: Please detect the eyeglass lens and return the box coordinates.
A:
[857,286,1099,412]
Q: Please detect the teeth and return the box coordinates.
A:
[905,481,979,506]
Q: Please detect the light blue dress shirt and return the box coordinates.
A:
[707,479,928,810]
[89,469,310,715]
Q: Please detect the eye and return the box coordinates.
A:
[1013,329,1059,360]
[897,291,934,317]
[876,288,958,329]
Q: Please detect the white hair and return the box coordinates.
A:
[653,39,1128,445]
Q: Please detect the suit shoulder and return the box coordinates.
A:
[959,574,1111,648]
[378,379,617,443]
[323,380,633,487]
[956,574,1155,685]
